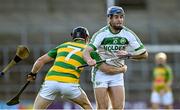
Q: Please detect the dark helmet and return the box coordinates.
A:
[107,6,125,17]
[71,26,89,40]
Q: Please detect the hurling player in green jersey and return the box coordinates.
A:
[27,26,127,110]
[151,52,173,109]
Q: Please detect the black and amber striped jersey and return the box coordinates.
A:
[45,41,101,84]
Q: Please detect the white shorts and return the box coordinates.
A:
[39,80,82,100]
[150,91,173,105]
[91,69,124,88]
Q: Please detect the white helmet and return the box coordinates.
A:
[155,52,167,60]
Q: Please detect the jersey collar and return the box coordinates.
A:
[108,25,123,34]
[74,40,86,44]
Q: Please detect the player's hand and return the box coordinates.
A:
[116,50,131,58]
[118,65,127,73]
[87,59,96,66]
[27,72,37,81]
[117,50,128,56]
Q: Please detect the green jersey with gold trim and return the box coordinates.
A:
[153,64,173,92]
[45,41,101,84]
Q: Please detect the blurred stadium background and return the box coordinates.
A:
[0,0,180,109]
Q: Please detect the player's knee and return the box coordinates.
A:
[97,105,108,109]
[82,103,92,109]
[112,102,124,109]
[97,102,109,109]
[78,100,92,109]
[112,105,124,109]
[76,96,92,109]
[164,105,173,109]
[151,103,159,109]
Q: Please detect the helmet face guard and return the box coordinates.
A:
[107,6,125,17]
[71,26,89,41]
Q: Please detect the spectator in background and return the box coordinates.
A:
[151,52,173,109]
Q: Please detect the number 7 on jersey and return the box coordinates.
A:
[65,46,81,61]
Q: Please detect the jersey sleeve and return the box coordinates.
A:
[127,31,146,55]
[90,51,102,67]
[47,48,57,58]
[90,51,102,61]
[48,43,66,58]
[88,32,104,51]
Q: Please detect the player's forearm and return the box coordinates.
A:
[130,51,148,61]
[31,58,45,74]
[99,63,127,74]
[83,47,94,62]
[104,67,125,74]
[31,54,54,74]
